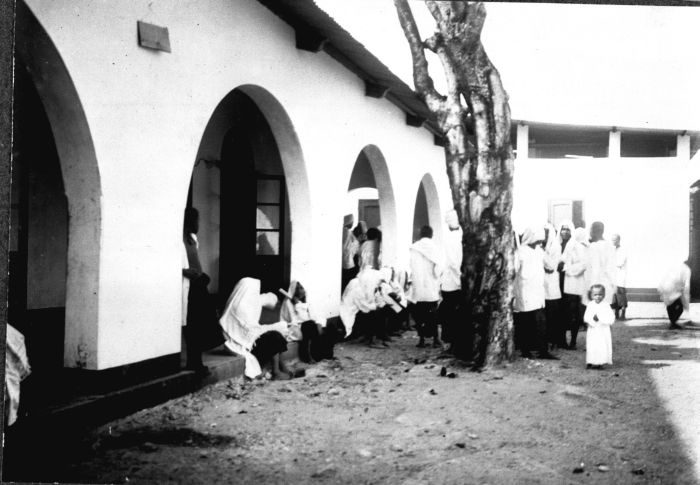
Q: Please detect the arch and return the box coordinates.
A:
[413,173,443,246]
[16,1,102,369]
[191,84,312,296]
[345,145,398,267]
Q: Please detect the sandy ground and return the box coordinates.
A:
[4,302,700,485]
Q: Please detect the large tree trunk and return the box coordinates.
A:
[395,1,515,368]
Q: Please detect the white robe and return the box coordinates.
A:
[441,228,462,292]
[543,226,562,301]
[584,301,615,365]
[409,237,443,302]
[5,325,30,426]
[514,244,546,312]
[339,268,381,336]
[219,278,288,379]
[614,246,628,288]
[658,262,691,309]
[584,240,617,305]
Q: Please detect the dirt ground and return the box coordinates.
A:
[5,308,700,484]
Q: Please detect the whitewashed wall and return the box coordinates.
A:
[512,156,690,289]
[24,0,451,369]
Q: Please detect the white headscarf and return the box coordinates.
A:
[521,226,544,246]
[220,278,266,351]
[557,220,574,243]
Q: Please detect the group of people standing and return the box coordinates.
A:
[339,211,468,357]
[514,220,627,369]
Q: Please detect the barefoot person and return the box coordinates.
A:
[220,278,293,380]
[584,284,615,369]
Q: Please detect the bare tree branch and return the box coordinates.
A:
[393,0,445,111]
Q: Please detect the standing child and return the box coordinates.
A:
[584,284,615,369]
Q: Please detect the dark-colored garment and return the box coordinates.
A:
[667,298,684,324]
[561,293,582,348]
[513,308,547,355]
[251,330,288,363]
[185,273,225,368]
[341,267,359,293]
[612,287,628,310]
[300,320,346,362]
[544,299,561,348]
[413,301,439,339]
[439,290,461,344]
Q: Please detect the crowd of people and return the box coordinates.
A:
[514,220,627,368]
[178,204,694,383]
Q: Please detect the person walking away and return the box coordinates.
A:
[410,225,443,348]
[359,227,382,270]
[220,278,295,380]
[543,223,563,351]
[584,221,616,307]
[341,214,359,291]
[658,260,692,329]
[514,227,557,359]
[584,284,615,369]
[612,234,628,320]
[439,210,467,357]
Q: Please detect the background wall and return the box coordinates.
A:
[24,0,451,369]
[512,156,689,289]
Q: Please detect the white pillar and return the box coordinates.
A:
[677,134,691,160]
[516,123,529,159]
[608,130,621,158]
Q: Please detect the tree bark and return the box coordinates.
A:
[395,0,515,368]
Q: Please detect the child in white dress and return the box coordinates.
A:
[584,284,615,369]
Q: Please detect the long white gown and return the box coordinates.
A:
[584,301,615,365]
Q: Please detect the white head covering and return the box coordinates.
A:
[543,223,557,253]
[446,209,460,230]
[220,278,264,351]
[521,226,544,246]
[557,219,574,242]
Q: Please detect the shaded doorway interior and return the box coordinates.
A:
[412,182,429,242]
[10,64,68,387]
[690,181,700,299]
[190,89,291,315]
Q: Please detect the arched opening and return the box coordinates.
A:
[343,145,398,274]
[412,173,443,245]
[14,1,102,373]
[689,180,700,299]
[189,86,310,312]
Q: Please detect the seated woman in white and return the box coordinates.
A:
[219,278,293,380]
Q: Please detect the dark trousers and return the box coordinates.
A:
[514,309,547,355]
[185,274,224,368]
[667,298,684,324]
[544,299,562,348]
[414,301,439,339]
[561,293,582,348]
[439,290,461,344]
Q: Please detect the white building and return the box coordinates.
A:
[9,0,699,386]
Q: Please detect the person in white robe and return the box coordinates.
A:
[583,284,615,368]
[543,223,563,350]
[514,227,556,359]
[341,214,359,290]
[658,260,692,329]
[439,210,465,354]
[359,228,382,270]
[220,278,293,380]
[558,225,589,349]
[611,234,628,320]
[584,221,616,306]
[409,225,443,348]
[339,267,382,338]
[5,324,30,426]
